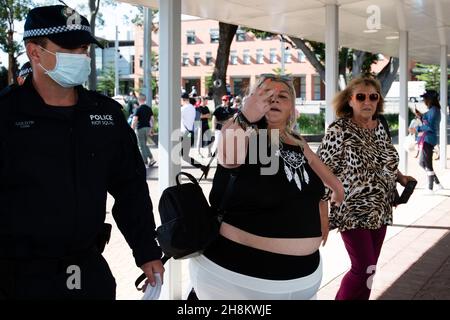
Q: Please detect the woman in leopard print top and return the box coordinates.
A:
[317,77,416,300]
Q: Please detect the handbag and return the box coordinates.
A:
[134,170,237,289]
[403,134,416,153]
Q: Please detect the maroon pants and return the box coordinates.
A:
[335,225,387,300]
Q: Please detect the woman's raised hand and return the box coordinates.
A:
[241,81,274,123]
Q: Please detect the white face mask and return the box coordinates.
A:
[39,46,91,88]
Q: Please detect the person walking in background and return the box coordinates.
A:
[196,96,212,157]
[0,5,164,299]
[126,91,138,117]
[0,62,33,96]
[232,95,243,109]
[211,95,237,156]
[17,61,33,85]
[189,85,197,97]
[181,93,210,177]
[317,76,416,300]
[408,108,423,158]
[409,89,443,193]
[189,73,344,300]
[132,93,156,168]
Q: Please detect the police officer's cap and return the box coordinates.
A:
[17,61,32,79]
[23,5,104,49]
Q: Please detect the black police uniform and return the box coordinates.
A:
[0,76,161,299]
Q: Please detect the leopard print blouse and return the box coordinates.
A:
[317,117,399,232]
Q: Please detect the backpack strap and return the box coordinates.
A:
[198,151,216,182]
[378,114,391,140]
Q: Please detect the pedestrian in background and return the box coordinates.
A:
[410,89,444,193]
[132,93,156,168]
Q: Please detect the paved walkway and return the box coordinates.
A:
[103,142,450,300]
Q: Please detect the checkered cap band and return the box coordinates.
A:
[23,24,92,38]
[19,67,32,78]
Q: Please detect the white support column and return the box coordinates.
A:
[325,5,338,128]
[280,39,285,75]
[440,45,448,168]
[114,25,119,96]
[143,8,153,106]
[158,0,182,300]
[398,31,409,173]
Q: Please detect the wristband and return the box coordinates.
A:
[233,111,258,132]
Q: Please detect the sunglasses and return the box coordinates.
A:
[354,93,380,102]
[259,73,293,83]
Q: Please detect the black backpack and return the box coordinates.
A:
[135,170,237,289]
[156,172,221,259]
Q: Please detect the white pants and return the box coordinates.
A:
[189,254,322,300]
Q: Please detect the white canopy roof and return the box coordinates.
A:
[119,0,450,65]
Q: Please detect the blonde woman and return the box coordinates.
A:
[189,74,343,300]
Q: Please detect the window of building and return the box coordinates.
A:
[194,52,201,66]
[131,55,135,74]
[182,53,189,66]
[206,51,213,65]
[313,76,322,100]
[210,28,219,43]
[186,30,196,44]
[269,48,277,64]
[293,76,306,99]
[284,48,291,63]
[139,55,143,68]
[236,28,246,41]
[230,50,238,65]
[298,50,306,62]
[300,76,306,98]
[256,49,264,64]
[243,49,250,64]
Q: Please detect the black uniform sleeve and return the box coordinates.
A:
[108,115,162,267]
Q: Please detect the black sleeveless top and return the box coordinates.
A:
[210,142,324,238]
[205,141,324,280]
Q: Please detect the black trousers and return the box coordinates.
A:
[0,250,116,300]
[419,142,441,189]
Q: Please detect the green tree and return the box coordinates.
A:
[244,28,399,96]
[0,0,31,85]
[415,63,448,91]
[128,7,159,96]
[84,0,116,90]
[97,65,115,96]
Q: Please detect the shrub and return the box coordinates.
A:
[297,111,325,134]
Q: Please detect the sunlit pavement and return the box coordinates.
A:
[103,142,450,300]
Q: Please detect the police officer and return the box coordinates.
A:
[0,62,32,96]
[16,61,32,85]
[0,5,164,299]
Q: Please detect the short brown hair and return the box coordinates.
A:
[334,76,384,119]
[25,37,48,48]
